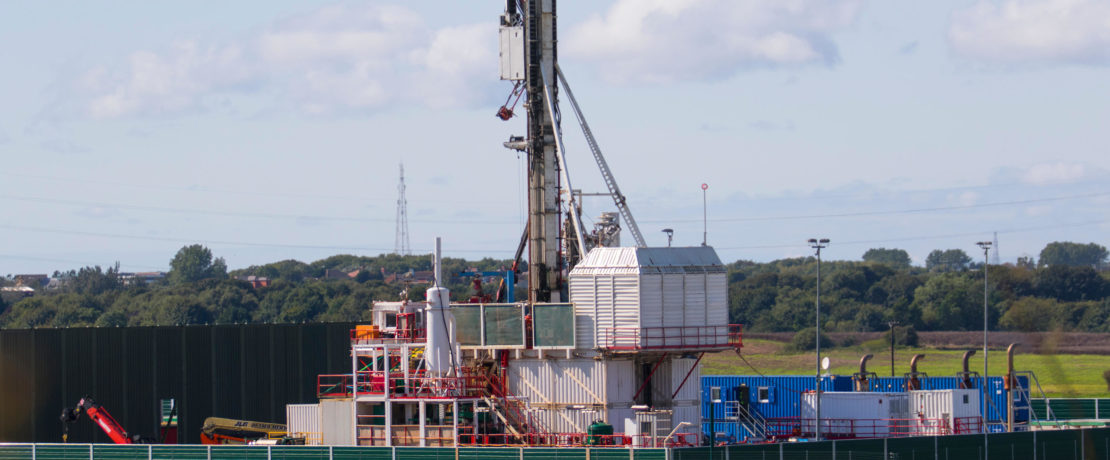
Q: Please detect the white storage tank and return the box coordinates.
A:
[801,392,910,438]
[568,247,729,350]
[909,389,982,435]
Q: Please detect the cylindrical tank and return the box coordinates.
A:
[586,421,614,445]
[425,238,456,377]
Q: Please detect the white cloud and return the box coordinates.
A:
[565,0,863,84]
[949,0,1110,65]
[71,4,497,118]
[948,191,980,206]
[1021,162,1087,185]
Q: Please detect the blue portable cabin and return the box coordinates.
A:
[701,375,853,442]
[701,374,1031,442]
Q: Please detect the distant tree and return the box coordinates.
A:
[881,325,919,347]
[1016,256,1036,270]
[913,273,980,330]
[999,297,1060,332]
[788,327,834,352]
[1038,242,1109,269]
[1035,265,1109,302]
[925,249,972,272]
[862,248,912,269]
[70,264,121,296]
[168,244,227,284]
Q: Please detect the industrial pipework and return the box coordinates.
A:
[853,354,876,391]
[905,354,926,390]
[957,350,978,389]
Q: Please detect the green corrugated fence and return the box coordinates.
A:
[4,431,1110,460]
[1031,398,1110,420]
[0,445,668,460]
[671,427,1110,460]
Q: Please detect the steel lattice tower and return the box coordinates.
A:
[394,163,411,255]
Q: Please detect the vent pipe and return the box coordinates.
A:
[907,354,925,390]
[1006,343,1018,433]
[854,354,874,391]
[959,350,977,389]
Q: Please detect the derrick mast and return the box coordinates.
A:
[514,0,562,303]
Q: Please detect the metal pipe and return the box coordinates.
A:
[856,354,874,391]
[908,354,925,390]
[1007,343,1017,433]
[961,350,977,389]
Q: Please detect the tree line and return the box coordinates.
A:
[1,242,1108,333]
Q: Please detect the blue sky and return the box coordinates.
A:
[2,0,1109,274]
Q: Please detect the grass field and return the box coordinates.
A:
[701,339,1110,398]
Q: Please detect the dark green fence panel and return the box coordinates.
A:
[268,446,331,460]
[725,443,780,460]
[150,445,208,460]
[0,445,34,460]
[31,445,95,460]
[208,446,269,460]
[330,447,392,460]
[630,449,666,460]
[832,439,885,460]
[0,323,357,443]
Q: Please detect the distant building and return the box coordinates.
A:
[14,274,49,287]
[234,275,270,289]
[118,272,167,285]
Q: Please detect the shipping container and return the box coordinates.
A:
[801,392,910,438]
[909,389,981,435]
[870,376,1028,423]
[569,247,729,350]
[287,404,321,445]
[319,399,356,446]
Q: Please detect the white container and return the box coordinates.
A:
[569,247,729,351]
[319,399,356,446]
[286,404,320,445]
[910,389,982,435]
[801,392,910,438]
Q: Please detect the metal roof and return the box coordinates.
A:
[571,246,724,272]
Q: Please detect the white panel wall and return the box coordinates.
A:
[670,358,701,403]
[286,404,320,445]
[640,274,664,329]
[683,274,707,329]
[707,273,729,326]
[319,399,356,446]
[613,275,640,349]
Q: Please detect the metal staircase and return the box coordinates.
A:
[725,401,769,441]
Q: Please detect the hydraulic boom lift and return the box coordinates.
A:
[60,397,150,444]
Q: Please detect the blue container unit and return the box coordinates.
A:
[701,375,853,442]
[700,375,1031,442]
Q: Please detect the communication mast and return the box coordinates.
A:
[394,163,411,255]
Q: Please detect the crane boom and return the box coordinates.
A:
[555,64,647,248]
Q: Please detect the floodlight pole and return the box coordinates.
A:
[808,238,829,441]
[977,241,992,457]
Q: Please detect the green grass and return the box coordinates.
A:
[703,339,1110,398]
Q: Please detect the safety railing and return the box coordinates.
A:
[764,417,971,439]
[953,416,983,434]
[350,328,427,345]
[351,369,490,398]
[454,432,697,448]
[317,374,353,398]
[598,324,742,350]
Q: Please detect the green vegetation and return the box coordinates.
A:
[703,339,1110,397]
[2,241,1108,336]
